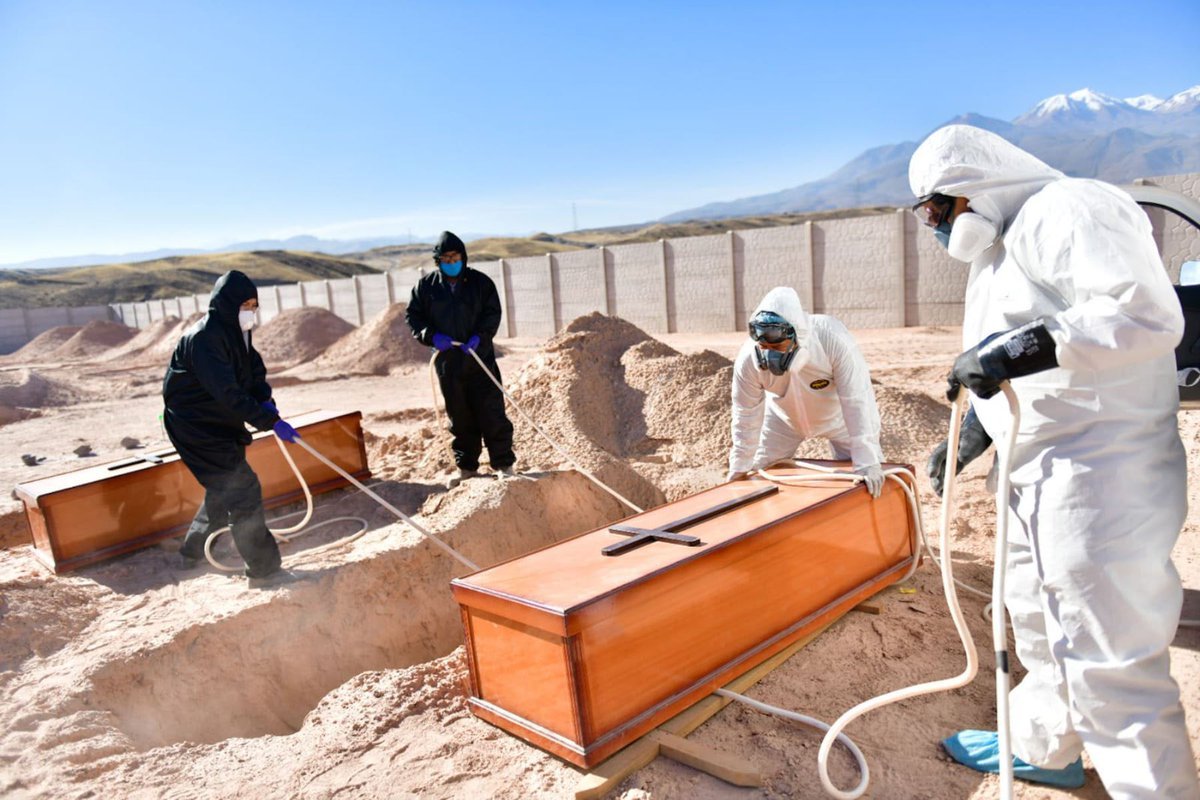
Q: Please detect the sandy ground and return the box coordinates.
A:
[0,310,1198,800]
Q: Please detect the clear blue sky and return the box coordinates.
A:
[1,0,1197,264]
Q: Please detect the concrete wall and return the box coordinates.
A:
[0,305,113,354]
[3,170,1196,355]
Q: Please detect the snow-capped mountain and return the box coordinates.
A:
[663,85,1200,222]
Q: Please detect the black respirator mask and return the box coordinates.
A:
[749,312,799,376]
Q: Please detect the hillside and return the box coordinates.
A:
[345,206,899,271]
[0,251,380,309]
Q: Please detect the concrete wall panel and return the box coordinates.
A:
[738,226,810,326]
[814,215,903,328]
[554,249,607,328]
[606,242,666,333]
[505,256,556,338]
[666,234,732,332]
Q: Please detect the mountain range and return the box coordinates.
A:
[662,86,1200,222]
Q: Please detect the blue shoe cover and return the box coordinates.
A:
[942,730,1085,789]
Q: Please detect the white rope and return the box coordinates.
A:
[204,433,479,573]
[292,435,479,571]
[203,434,368,572]
[430,345,644,513]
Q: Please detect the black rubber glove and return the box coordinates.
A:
[927,407,993,497]
[947,320,1058,401]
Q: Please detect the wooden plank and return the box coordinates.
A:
[650,730,762,788]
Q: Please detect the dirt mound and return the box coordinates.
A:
[0,369,89,408]
[545,311,655,363]
[48,320,137,360]
[0,405,40,428]
[139,312,204,365]
[312,304,428,375]
[364,409,455,482]
[255,307,355,367]
[0,580,103,672]
[877,384,954,467]
[622,342,733,467]
[0,325,82,363]
[98,316,188,363]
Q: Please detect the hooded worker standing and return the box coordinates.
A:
[728,286,885,497]
[405,231,516,488]
[910,124,1197,797]
[163,270,300,587]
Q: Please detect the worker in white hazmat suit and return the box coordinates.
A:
[910,124,1198,798]
[727,286,884,497]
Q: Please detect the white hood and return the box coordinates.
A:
[752,286,809,333]
[908,124,1064,230]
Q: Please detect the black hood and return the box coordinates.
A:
[209,270,258,323]
[433,231,468,267]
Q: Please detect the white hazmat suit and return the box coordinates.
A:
[910,124,1197,799]
[729,287,883,488]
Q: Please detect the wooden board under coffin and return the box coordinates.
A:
[13,409,370,574]
[450,462,918,767]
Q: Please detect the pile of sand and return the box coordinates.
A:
[0,325,82,363]
[134,312,204,366]
[876,384,955,468]
[47,320,136,361]
[0,369,89,409]
[505,313,735,507]
[254,308,355,367]
[363,409,456,482]
[97,316,188,363]
[312,304,429,376]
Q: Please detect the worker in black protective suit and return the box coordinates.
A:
[162,270,301,587]
[405,231,516,488]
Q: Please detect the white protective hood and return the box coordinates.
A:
[908,124,1064,231]
[752,286,810,365]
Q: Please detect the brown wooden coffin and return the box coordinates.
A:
[450,462,917,768]
[13,409,370,574]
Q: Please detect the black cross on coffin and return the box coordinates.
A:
[602,484,779,556]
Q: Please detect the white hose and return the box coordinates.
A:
[992,383,1020,800]
[204,432,479,573]
[715,687,871,797]
[430,345,644,513]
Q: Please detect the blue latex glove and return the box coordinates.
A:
[461,334,481,353]
[273,419,300,443]
[942,730,1085,788]
[261,399,278,415]
[432,332,453,352]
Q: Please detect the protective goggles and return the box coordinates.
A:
[748,317,795,345]
[910,193,956,229]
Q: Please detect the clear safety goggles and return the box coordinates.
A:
[748,319,795,345]
[911,193,956,228]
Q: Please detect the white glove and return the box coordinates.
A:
[725,470,749,483]
[855,464,884,499]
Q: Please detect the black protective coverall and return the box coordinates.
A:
[162,270,283,577]
[405,258,515,471]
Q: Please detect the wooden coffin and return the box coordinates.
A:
[13,409,370,574]
[450,462,918,768]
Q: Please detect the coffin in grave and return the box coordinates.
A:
[13,409,370,574]
[450,461,918,768]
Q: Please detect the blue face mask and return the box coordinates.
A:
[933,221,953,250]
[439,260,463,278]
